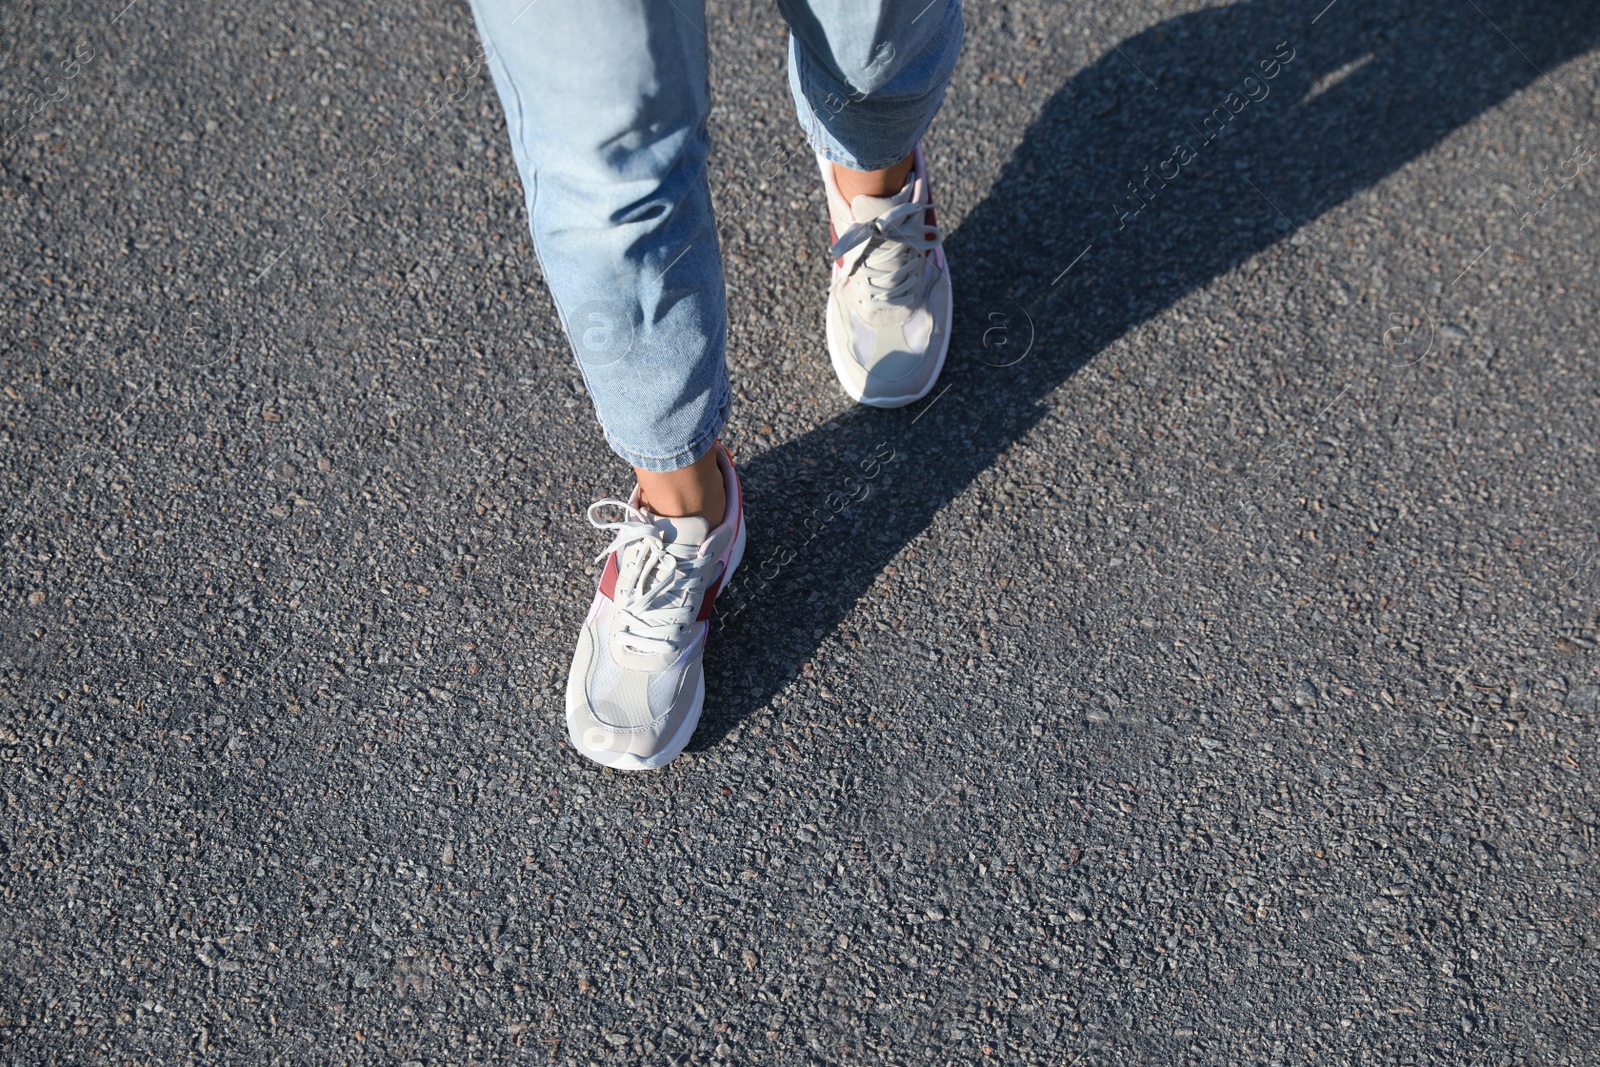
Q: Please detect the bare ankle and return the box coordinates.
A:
[634,447,726,527]
[833,153,915,201]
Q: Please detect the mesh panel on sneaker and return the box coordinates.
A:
[584,640,692,731]
[646,656,686,713]
[586,654,656,730]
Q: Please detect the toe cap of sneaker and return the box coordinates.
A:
[828,276,951,406]
[565,634,702,768]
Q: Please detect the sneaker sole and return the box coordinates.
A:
[567,515,746,771]
[825,275,953,410]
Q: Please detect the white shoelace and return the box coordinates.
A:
[827,195,942,314]
[588,499,714,657]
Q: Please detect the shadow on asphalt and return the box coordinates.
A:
[692,0,1600,749]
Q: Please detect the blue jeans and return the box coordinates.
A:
[469,0,963,472]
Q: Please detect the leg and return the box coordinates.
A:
[469,0,728,521]
[779,0,964,175]
[833,153,916,202]
[472,0,743,771]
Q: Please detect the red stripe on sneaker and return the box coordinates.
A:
[597,552,619,600]
[696,577,722,621]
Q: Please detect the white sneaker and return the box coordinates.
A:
[564,444,745,770]
[819,144,952,408]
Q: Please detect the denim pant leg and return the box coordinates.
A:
[469,0,728,473]
[780,0,965,170]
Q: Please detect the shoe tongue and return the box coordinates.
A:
[849,183,913,225]
[651,512,711,550]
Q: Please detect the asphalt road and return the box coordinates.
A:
[3,0,1599,1063]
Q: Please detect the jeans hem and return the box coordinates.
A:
[787,1,963,173]
[603,384,729,473]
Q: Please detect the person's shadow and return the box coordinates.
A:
[694,0,1599,748]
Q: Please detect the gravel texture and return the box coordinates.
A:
[3,0,1599,1063]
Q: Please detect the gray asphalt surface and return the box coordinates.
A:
[4,0,1599,1063]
